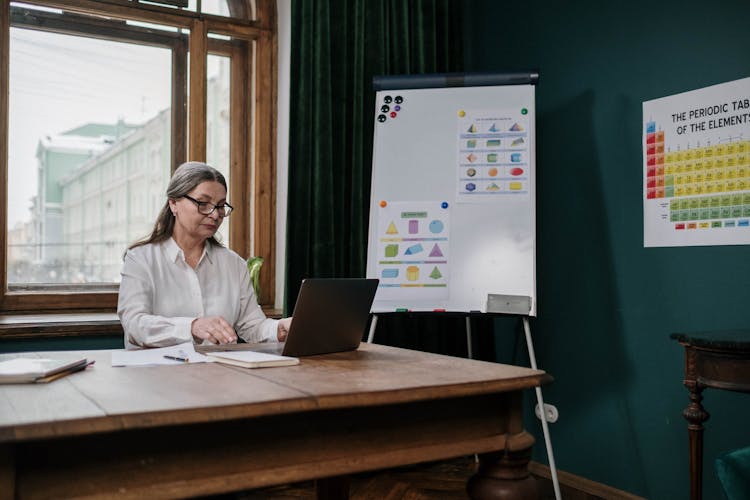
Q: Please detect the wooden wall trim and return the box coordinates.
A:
[188,18,208,162]
[0,0,9,304]
[252,0,278,306]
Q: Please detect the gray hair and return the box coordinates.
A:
[128,161,228,250]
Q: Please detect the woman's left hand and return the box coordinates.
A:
[277,317,292,342]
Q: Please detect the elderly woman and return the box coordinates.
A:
[118,161,290,349]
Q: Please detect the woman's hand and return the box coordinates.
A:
[277,317,292,342]
[191,316,237,344]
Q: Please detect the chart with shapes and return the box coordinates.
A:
[457,108,530,201]
[643,76,750,247]
[375,201,450,301]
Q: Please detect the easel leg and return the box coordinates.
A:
[367,314,378,343]
[522,317,561,500]
[465,315,474,359]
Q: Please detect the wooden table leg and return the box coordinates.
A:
[316,475,350,500]
[0,444,14,500]
[683,382,709,500]
[467,431,538,499]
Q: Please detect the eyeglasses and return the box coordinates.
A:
[182,195,234,217]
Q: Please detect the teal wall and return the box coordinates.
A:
[464,0,750,498]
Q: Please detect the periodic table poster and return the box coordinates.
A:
[643,76,750,247]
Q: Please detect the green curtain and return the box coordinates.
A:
[286,0,494,358]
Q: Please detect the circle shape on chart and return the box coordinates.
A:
[377,114,387,123]
[394,105,401,111]
[488,167,498,177]
[466,183,476,192]
[381,104,390,113]
[510,167,524,176]
[521,108,528,115]
[395,96,403,104]
[390,111,397,118]
[458,110,466,117]
[429,220,444,233]
[466,167,476,177]
[384,96,392,103]
[379,200,387,208]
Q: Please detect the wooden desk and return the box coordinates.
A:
[0,343,549,499]
[671,330,750,500]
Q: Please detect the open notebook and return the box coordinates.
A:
[0,355,91,384]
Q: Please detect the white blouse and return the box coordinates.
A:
[118,237,277,349]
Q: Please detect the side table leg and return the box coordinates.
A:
[683,383,709,500]
[467,431,538,499]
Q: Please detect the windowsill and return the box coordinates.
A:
[0,307,283,340]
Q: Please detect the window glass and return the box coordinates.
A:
[7,28,172,287]
[206,54,232,245]
[201,0,231,17]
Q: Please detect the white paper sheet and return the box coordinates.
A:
[111,342,214,367]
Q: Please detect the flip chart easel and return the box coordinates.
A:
[365,72,559,500]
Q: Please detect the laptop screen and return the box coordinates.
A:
[282,278,379,357]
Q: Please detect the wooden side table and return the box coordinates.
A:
[671,330,750,500]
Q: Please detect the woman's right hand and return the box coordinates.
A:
[191,316,237,344]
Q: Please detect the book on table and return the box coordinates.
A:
[0,355,91,384]
[205,350,299,368]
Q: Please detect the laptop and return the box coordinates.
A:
[250,278,379,357]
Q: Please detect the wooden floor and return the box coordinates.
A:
[217,456,590,500]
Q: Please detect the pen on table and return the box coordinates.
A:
[164,355,189,363]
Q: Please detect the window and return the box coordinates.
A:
[0,0,278,315]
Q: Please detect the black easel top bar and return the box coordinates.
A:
[373,71,539,91]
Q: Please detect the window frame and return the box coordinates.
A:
[0,0,278,317]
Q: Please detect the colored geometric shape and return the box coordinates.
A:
[385,244,398,258]
[408,220,418,234]
[404,243,424,255]
[406,265,419,281]
[510,122,524,132]
[429,243,444,257]
[511,137,525,146]
[486,183,500,191]
[489,123,498,132]
[466,168,476,177]
[467,124,477,133]
[429,220,444,233]
[511,153,522,162]
[467,139,476,148]
[466,183,476,192]
[509,182,523,190]
[510,167,524,176]
[486,139,501,147]
[488,167,498,177]
[487,153,498,162]
[386,221,398,234]
[466,153,477,162]
[381,268,398,279]
[429,266,443,279]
